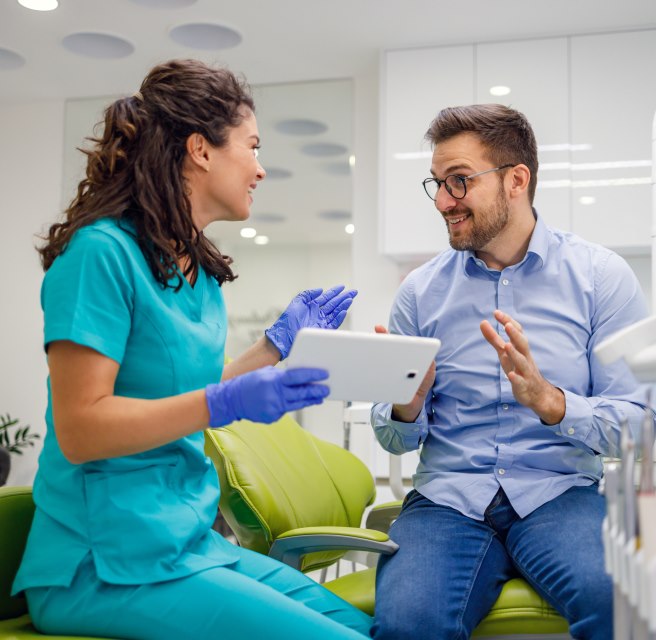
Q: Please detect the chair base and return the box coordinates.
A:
[323,570,570,637]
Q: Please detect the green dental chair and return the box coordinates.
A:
[205,414,571,638]
[0,485,113,640]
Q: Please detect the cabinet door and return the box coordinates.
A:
[570,30,656,251]
[381,45,474,260]
[476,38,571,232]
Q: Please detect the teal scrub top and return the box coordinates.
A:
[13,218,240,593]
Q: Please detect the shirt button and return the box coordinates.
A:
[498,468,506,475]
[502,279,509,285]
[567,427,575,435]
[502,404,509,410]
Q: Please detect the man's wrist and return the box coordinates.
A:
[535,384,566,426]
[391,403,421,423]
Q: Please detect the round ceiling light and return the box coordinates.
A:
[0,47,26,70]
[275,119,328,136]
[254,235,270,245]
[17,0,58,10]
[240,227,257,239]
[318,210,351,221]
[301,143,348,157]
[263,167,293,180]
[489,85,511,97]
[129,0,196,7]
[322,160,351,176]
[251,213,287,223]
[169,23,242,50]
[62,33,134,59]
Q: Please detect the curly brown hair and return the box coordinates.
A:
[38,59,256,289]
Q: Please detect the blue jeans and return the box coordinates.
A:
[371,485,611,640]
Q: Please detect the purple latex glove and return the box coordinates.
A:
[206,366,329,427]
[265,285,358,359]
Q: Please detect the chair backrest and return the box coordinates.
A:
[0,486,34,620]
[205,414,376,572]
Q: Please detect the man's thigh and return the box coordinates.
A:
[507,484,612,640]
[372,490,515,640]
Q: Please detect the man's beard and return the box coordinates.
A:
[445,187,510,252]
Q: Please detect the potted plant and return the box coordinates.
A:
[0,414,41,486]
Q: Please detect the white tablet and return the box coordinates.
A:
[286,328,441,404]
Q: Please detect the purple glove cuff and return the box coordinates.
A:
[206,382,239,428]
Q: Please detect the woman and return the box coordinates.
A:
[12,59,370,639]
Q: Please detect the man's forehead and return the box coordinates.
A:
[431,133,486,173]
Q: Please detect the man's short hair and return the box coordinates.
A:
[425,104,538,204]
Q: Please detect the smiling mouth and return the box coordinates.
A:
[446,213,470,225]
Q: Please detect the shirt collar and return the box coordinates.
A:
[464,208,547,275]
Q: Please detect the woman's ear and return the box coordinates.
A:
[185,133,211,172]
[507,164,531,200]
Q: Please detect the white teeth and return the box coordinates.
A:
[448,215,468,225]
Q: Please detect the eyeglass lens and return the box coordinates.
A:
[424,175,466,201]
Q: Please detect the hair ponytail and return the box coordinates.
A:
[38,59,250,289]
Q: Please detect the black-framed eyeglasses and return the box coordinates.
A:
[422,164,514,201]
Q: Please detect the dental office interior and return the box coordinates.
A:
[2,0,656,638]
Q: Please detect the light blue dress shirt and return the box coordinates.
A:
[372,212,648,520]
[13,218,239,593]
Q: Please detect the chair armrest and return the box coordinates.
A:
[365,500,403,532]
[269,526,399,570]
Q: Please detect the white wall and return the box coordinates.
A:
[0,100,64,486]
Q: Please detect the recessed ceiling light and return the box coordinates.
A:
[579,196,596,205]
[489,85,511,97]
[129,0,196,7]
[62,33,134,59]
[275,119,328,136]
[322,161,351,176]
[348,155,356,167]
[263,167,293,180]
[345,224,355,235]
[318,210,351,220]
[240,227,257,238]
[254,235,269,245]
[169,23,242,50]
[251,213,286,223]
[0,47,26,70]
[301,143,348,157]
[17,0,58,10]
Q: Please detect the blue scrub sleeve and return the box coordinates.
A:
[41,226,135,364]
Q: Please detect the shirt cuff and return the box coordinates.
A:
[377,403,429,450]
[541,388,594,444]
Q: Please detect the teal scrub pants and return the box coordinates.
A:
[26,548,372,639]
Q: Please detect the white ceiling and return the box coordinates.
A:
[2,0,656,248]
[2,0,656,102]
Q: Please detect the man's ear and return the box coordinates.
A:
[185,133,210,172]
[507,164,531,200]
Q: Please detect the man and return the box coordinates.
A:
[370,104,647,640]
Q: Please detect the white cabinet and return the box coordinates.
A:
[475,38,571,232]
[380,45,474,260]
[381,30,656,260]
[570,30,656,251]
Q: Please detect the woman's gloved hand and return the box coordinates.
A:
[265,285,358,359]
[206,366,329,427]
